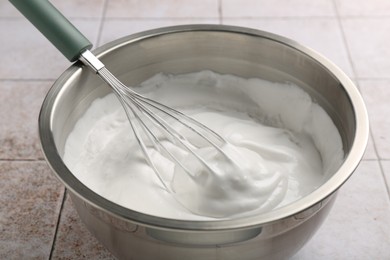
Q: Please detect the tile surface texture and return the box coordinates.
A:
[0,161,64,259]
[105,0,219,18]
[222,0,336,17]
[0,19,100,80]
[291,161,390,259]
[341,18,390,78]
[222,18,354,76]
[0,81,51,160]
[359,79,390,159]
[335,0,390,16]
[99,18,219,45]
[50,194,114,259]
[1,0,389,259]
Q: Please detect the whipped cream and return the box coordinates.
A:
[63,71,344,219]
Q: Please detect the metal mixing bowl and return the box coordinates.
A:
[39,25,368,259]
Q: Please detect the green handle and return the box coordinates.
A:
[9,0,92,62]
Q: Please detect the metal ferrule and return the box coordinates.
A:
[79,49,105,73]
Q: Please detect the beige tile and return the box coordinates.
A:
[98,18,219,46]
[0,81,51,159]
[293,161,390,259]
[359,80,390,159]
[222,18,354,77]
[0,1,19,17]
[3,0,105,18]
[0,161,64,259]
[0,81,52,160]
[335,0,390,16]
[222,0,335,18]
[106,0,219,18]
[51,0,106,18]
[341,18,390,78]
[0,18,100,80]
[51,193,115,259]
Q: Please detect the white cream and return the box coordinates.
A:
[63,71,344,220]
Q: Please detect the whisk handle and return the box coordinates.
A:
[9,0,92,62]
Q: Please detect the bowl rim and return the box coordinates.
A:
[39,24,369,231]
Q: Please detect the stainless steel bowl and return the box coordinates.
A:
[39,25,368,259]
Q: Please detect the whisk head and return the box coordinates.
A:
[79,51,288,218]
[97,67,231,192]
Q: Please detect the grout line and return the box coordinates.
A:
[97,16,344,22]
[0,16,102,21]
[370,107,390,200]
[339,15,390,19]
[331,0,382,162]
[331,0,358,84]
[96,0,109,47]
[221,15,390,20]
[355,77,390,81]
[101,17,225,21]
[362,158,383,161]
[332,0,389,199]
[379,160,390,201]
[218,0,223,24]
[366,125,382,161]
[331,0,377,158]
[48,188,67,260]
[221,15,337,20]
[63,15,390,23]
[332,1,390,202]
[0,158,45,162]
[3,14,390,22]
[0,78,56,82]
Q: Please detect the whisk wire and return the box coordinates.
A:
[98,67,226,149]
[98,68,200,187]
[122,93,199,184]
[116,90,172,192]
[97,66,232,190]
[118,84,219,182]
[128,96,218,180]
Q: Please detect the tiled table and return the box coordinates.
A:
[1,0,390,259]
